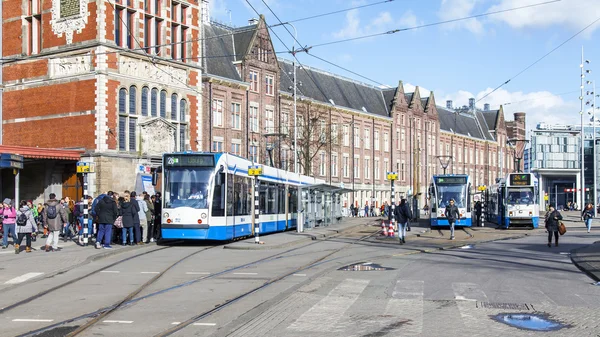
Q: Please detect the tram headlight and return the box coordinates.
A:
[163,212,169,219]
[201,213,207,219]
[509,211,513,216]
[529,211,533,216]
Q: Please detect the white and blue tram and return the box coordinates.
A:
[486,173,539,229]
[428,174,473,227]
[157,152,335,241]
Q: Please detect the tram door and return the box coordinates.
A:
[284,185,289,229]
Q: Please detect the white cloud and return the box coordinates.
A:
[437,0,484,35]
[332,8,422,39]
[442,88,580,133]
[488,0,600,34]
[404,83,431,97]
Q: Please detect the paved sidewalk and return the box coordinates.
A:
[223,216,383,250]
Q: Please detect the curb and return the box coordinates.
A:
[570,243,600,283]
[223,221,379,251]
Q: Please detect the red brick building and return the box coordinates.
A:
[1,0,204,201]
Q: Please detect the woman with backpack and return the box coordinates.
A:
[545,205,563,247]
[15,200,38,254]
[581,203,594,233]
[1,198,17,249]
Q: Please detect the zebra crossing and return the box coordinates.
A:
[227,276,600,337]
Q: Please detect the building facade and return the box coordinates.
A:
[2,4,523,208]
[530,123,599,209]
[2,0,205,201]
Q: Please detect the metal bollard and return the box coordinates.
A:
[254,180,260,244]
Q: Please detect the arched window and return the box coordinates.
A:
[179,99,186,121]
[171,93,178,120]
[141,87,149,116]
[129,86,137,115]
[118,88,127,151]
[118,88,127,114]
[151,88,158,117]
[160,90,167,118]
[178,99,187,151]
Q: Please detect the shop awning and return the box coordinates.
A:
[0,145,84,161]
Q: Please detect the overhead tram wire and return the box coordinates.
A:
[477,15,600,103]
[502,90,580,106]
[274,0,395,26]
[306,0,561,49]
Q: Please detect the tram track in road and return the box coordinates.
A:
[0,245,173,315]
[151,230,382,337]
[17,225,376,337]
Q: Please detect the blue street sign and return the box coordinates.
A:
[0,160,23,169]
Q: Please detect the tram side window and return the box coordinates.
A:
[289,187,298,213]
[259,181,267,215]
[212,172,225,216]
[265,183,279,215]
[279,185,286,213]
[226,174,234,217]
[234,175,252,216]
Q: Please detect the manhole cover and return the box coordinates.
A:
[491,313,568,331]
[338,262,395,271]
[478,302,531,310]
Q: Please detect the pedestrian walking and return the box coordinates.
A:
[444,199,460,240]
[15,200,38,254]
[131,191,145,245]
[1,198,17,249]
[394,199,413,244]
[144,194,155,243]
[37,203,46,237]
[545,205,563,247]
[43,193,68,252]
[581,203,594,233]
[94,191,118,249]
[119,195,136,246]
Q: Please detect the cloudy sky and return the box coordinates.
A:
[208,0,600,133]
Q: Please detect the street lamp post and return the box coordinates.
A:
[580,47,590,209]
[506,139,529,173]
[586,79,599,216]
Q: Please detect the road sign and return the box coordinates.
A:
[77,162,94,173]
[386,172,398,181]
[544,195,549,201]
[248,165,263,176]
[477,185,487,191]
[0,160,23,169]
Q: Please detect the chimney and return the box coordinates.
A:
[248,18,259,25]
[468,98,475,110]
[484,103,490,111]
[446,100,453,109]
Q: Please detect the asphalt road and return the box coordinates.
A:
[1,223,599,337]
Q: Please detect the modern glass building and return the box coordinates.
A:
[529,122,600,210]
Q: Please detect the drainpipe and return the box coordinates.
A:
[246,89,249,158]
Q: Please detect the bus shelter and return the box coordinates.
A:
[302,184,353,228]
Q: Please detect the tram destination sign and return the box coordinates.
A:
[436,176,466,184]
[509,174,530,186]
[165,155,214,167]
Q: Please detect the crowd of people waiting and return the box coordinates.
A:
[0,190,162,253]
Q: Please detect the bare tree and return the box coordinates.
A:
[284,107,339,176]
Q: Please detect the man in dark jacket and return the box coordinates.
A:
[154,192,162,240]
[545,205,563,247]
[444,199,460,240]
[94,191,118,249]
[394,199,412,244]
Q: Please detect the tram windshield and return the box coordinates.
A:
[507,187,535,205]
[164,167,213,209]
[436,184,466,208]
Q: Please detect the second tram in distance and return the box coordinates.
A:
[486,173,539,229]
[428,174,473,227]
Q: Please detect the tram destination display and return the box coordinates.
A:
[509,174,531,186]
[435,176,467,184]
[165,155,214,167]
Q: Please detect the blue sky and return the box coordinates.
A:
[209,0,600,132]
